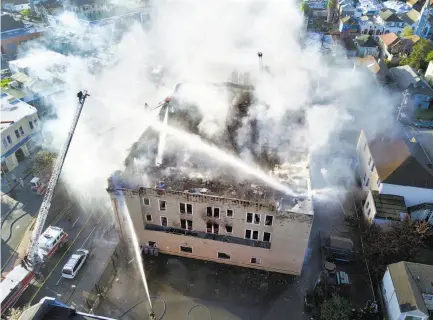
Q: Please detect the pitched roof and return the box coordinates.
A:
[356,56,381,73]
[407,80,433,96]
[368,135,433,189]
[354,35,378,47]
[380,9,403,22]
[389,65,422,90]
[0,14,25,32]
[388,261,433,315]
[341,16,359,24]
[379,32,399,46]
[402,34,421,46]
[371,191,407,220]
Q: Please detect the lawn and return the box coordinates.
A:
[414,108,433,121]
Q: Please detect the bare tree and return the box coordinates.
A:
[32,151,57,177]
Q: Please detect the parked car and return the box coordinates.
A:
[62,249,89,279]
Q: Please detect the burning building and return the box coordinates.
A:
[107,82,313,275]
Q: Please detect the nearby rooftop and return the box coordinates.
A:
[371,191,407,220]
[1,93,37,132]
[110,83,311,215]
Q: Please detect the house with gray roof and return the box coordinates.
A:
[353,35,380,57]
[382,261,433,320]
[363,190,408,224]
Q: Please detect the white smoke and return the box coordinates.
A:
[17,0,399,203]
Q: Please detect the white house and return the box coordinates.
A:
[358,9,407,35]
[382,261,433,320]
[2,0,30,13]
[356,130,433,207]
[1,93,40,173]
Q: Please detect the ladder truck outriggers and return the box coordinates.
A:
[0,91,90,316]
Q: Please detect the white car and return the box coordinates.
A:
[62,249,89,279]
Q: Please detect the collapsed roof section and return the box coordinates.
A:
[111,82,311,214]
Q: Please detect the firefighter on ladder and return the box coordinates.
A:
[77,91,90,104]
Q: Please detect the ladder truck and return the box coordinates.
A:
[0,91,90,316]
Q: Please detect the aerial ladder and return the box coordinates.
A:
[29,90,90,265]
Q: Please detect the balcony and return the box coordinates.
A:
[144,224,271,249]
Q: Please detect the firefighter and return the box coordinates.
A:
[77,91,83,103]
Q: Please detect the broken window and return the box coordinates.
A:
[252,230,259,240]
[180,246,192,253]
[146,214,152,222]
[207,207,212,217]
[180,203,186,213]
[263,232,271,243]
[246,212,253,223]
[143,198,150,206]
[254,213,260,225]
[225,225,233,233]
[187,220,193,230]
[265,215,273,226]
[207,222,212,233]
[159,200,167,211]
[161,217,167,226]
[213,223,219,234]
[187,204,193,214]
[250,257,261,264]
[180,219,186,229]
[227,209,233,217]
[245,229,252,239]
[218,252,230,260]
[213,207,220,218]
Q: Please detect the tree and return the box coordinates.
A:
[321,294,352,320]
[1,78,11,88]
[301,2,313,17]
[402,26,413,37]
[20,8,30,18]
[361,218,425,277]
[426,50,433,64]
[400,38,433,70]
[32,151,57,177]
[327,0,336,23]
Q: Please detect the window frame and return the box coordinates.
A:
[213,207,220,218]
[160,216,168,227]
[217,252,231,260]
[254,213,261,225]
[245,229,252,239]
[180,246,193,253]
[142,198,150,206]
[226,209,234,217]
[246,212,253,223]
[265,215,273,226]
[19,126,24,135]
[15,129,20,139]
[145,214,152,222]
[29,121,34,130]
[225,225,233,234]
[158,199,167,211]
[263,232,271,243]
[252,230,259,240]
[250,257,261,264]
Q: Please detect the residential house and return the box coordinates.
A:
[336,36,359,57]
[399,9,421,29]
[357,0,381,16]
[62,0,113,21]
[354,55,394,84]
[1,93,40,173]
[358,15,384,35]
[354,35,380,57]
[363,190,407,223]
[2,0,30,13]
[338,0,357,17]
[408,202,433,225]
[356,130,433,207]
[378,9,407,34]
[378,32,420,63]
[107,83,314,276]
[0,14,42,59]
[382,261,433,320]
[391,65,433,109]
[339,16,361,33]
[414,0,432,38]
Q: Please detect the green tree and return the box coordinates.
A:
[20,9,30,18]
[426,50,433,64]
[402,26,413,37]
[32,151,57,177]
[400,38,433,70]
[1,78,11,88]
[301,2,313,17]
[321,295,352,320]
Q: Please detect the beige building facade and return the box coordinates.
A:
[109,187,313,275]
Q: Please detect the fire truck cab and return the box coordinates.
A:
[37,226,68,259]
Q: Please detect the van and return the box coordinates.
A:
[62,249,89,279]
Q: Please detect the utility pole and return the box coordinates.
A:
[257,52,263,73]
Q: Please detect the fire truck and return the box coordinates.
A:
[0,91,89,316]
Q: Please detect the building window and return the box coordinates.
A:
[363,173,367,181]
[377,179,381,187]
[159,200,166,211]
[225,225,233,233]
[365,178,370,187]
[15,129,20,139]
[250,257,261,264]
[145,214,152,221]
[187,204,192,214]
[217,252,230,260]
[254,213,260,225]
[265,215,273,226]
[19,126,24,135]
[2,138,8,148]
[368,157,372,165]
[370,162,375,172]
[143,198,150,206]
[252,230,259,240]
[187,220,193,230]
[207,206,212,217]
[181,219,186,229]
[206,222,218,234]
[263,232,271,243]
[213,207,220,218]
[34,119,38,127]
[161,217,167,226]
[363,142,367,151]
[246,212,253,223]
[226,209,233,217]
[29,121,34,130]
[180,246,192,253]
[245,229,252,239]
[180,203,186,213]
[6,136,12,144]
[148,241,156,247]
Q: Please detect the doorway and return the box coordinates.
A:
[15,148,25,162]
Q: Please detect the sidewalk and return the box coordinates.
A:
[1,158,34,195]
